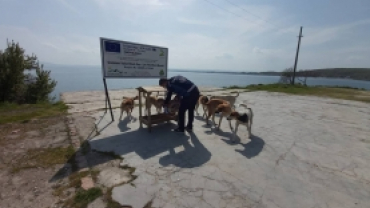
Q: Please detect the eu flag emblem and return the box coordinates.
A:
[105,41,121,53]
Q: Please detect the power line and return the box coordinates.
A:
[201,0,277,30]
[202,0,248,20]
[223,0,276,27]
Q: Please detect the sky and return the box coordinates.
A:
[0,0,370,72]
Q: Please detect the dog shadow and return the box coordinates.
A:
[222,134,265,159]
[118,116,137,132]
[195,115,206,121]
[205,127,240,142]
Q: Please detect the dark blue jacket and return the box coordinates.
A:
[164,76,198,104]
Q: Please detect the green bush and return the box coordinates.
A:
[0,40,56,103]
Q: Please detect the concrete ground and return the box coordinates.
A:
[60,87,223,113]
[82,90,370,208]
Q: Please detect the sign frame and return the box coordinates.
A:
[100,37,169,79]
[99,37,169,122]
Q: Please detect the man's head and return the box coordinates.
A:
[159,78,168,88]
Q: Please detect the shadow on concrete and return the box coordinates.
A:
[195,115,206,121]
[49,111,213,182]
[222,134,265,159]
[85,111,108,140]
[89,123,195,159]
[117,116,137,132]
[159,131,212,168]
[51,123,210,182]
[204,126,239,139]
[98,120,114,133]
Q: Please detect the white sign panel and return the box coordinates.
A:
[100,37,168,78]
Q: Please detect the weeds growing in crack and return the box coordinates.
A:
[64,187,103,208]
[103,187,122,208]
[10,145,75,173]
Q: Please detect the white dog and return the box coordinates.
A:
[227,104,253,141]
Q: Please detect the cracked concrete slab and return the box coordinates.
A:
[86,91,370,208]
[97,167,132,187]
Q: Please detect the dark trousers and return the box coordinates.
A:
[178,90,200,130]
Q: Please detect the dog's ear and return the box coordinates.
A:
[204,96,209,103]
[229,111,238,118]
[237,113,248,122]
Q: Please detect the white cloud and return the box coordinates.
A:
[56,0,82,15]
[0,25,99,65]
[252,47,263,54]
[1,0,369,71]
[304,19,370,46]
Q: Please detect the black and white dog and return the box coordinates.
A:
[227,104,253,141]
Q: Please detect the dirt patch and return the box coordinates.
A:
[0,115,73,208]
[0,110,139,208]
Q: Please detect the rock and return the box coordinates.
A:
[81,177,94,190]
[87,197,105,208]
[12,129,21,134]
[97,167,132,187]
[112,183,158,208]
[119,161,129,168]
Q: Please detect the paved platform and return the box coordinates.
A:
[88,91,370,208]
[60,86,224,113]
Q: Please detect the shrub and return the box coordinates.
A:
[0,40,56,103]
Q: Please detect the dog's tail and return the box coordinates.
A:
[232,91,240,97]
[237,103,248,108]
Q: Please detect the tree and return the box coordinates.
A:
[279,67,309,85]
[279,67,294,84]
[296,70,308,86]
[0,40,56,103]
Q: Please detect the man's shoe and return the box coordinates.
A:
[185,127,193,132]
[173,128,184,133]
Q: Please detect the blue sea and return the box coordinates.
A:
[45,65,370,100]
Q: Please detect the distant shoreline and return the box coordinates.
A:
[172,68,370,82]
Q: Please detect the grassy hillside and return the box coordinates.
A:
[300,68,370,80]
[247,68,370,81]
[226,84,370,103]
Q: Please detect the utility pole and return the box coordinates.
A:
[292,26,303,85]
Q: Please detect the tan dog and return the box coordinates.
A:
[167,95,180,114]
[204,99,230,126]
[214,103,233,130]
[227,106,253,140]
[120,96,138,120]
[210,91,239,109]
[195,94,210,118]
[145,95,165,115]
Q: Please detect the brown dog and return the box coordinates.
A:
[204,99,230,127]
[210,91,239,109]
[120,95,138,120]
[167,95,180,114]
[195,94,209,118]
[214,103,233,130]
[145,95,165,115]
